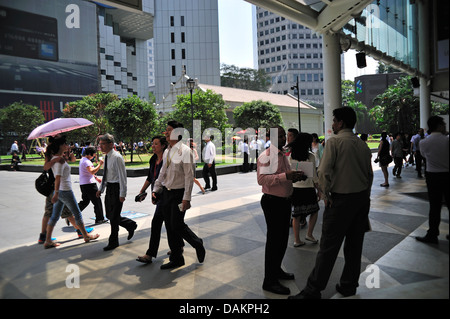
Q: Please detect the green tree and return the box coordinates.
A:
[63,93,118,143]
[105,95,157,162]
[221,64,270,92]
[0,101,45,142]
[233,100,283,131]
[168,89,230,138]
[370,76,419,134]
[341,80,377,133]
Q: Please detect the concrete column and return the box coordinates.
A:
[322,32,342,140]
[418,0,431,128]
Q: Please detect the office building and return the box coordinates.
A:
[150,0,221,104]
[255,6,345,107]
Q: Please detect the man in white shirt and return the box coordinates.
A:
[97,133,137,251]
[153,121,205,269]
[416,116,449,244]
[202,134,217,191]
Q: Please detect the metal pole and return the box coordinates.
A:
[190,88,193,137]
[297,77,301,132]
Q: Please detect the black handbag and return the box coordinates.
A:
[35,170,55,197]
[380,155,393,166]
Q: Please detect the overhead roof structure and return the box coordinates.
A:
[246,0,449,104]
[245,0,419,76]
[245,0,373,34]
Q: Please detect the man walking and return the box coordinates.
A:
[416,116,449,244]
[391,132,404,178]
[153,121,205,269]
[202,134,217,191]
[289,107,373,299]
[97,133,137,251]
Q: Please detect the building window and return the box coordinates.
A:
[181,32,185,43]
[171,66,176,76]
[181,16,185,26]
[171,32,175,43]
[170,16,174,27]
[171,49,175,59]
[182,49,186,59]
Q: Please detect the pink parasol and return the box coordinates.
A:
[27,118,94,140]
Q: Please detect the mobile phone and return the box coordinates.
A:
[178,203,184,211]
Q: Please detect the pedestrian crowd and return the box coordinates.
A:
[33,110,448,298]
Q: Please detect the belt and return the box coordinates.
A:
[163,186,184,192]
[263,193,291,201]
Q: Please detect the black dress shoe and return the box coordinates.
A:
[278,271,295,280]
[127,223,137,240]
[262,280,290,295]
[196,239,206,263]
[335,284,356,297]
[160,260,185,270]
[103,243,119,251]
[288,290,320,299]
[211,186,218,191]
[415,235,438,244]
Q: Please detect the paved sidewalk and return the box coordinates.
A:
[0,157,448,300]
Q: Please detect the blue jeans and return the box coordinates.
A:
[49,190,84,227]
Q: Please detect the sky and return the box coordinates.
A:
[217,0,378,80]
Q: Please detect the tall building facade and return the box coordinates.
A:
[255,6,344,107]
[149,0,221,104]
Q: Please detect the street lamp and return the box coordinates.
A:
[291,77,301,132]
[186,78,195,136]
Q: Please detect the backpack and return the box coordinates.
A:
[35,169,55,197]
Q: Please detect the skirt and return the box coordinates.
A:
[291,187,319,218]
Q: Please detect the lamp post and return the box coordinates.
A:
[186,78,195,136]
[291,77,301,132]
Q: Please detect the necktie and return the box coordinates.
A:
[101,155,108,192]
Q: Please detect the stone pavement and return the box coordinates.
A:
[0,156,448,302]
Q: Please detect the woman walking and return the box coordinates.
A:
[44,135,99,248]
[377,132,391,187]
[136,136,169,263]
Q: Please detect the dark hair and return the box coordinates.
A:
[46,135,67,157]
[152,135,168,149]
[288,128,299,138]
[427,115,445,133]
[167,120,184,141]
[288,132,312,162]
[84,146,96,156]
[333,107,357,129]
[360,133,368,141]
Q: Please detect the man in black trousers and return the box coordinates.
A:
[289,107,373,299]
[152,121,205,269]
[97,133,137,251]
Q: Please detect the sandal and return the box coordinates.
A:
[44,242,61,249]
[136,255,152,264]
[305,236,318,244]
[84,234,100,243]
[294,241,305,247]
